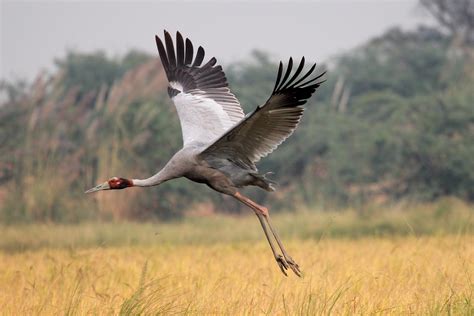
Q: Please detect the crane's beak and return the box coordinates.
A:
[85,181,110,194]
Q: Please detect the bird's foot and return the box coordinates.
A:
[274,253,302,277]
[283,255,302,277]
[275,254,289,276]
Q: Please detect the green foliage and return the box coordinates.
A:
[337,27,452,98]
[54,50,152,95]
[55,51,120,94]
[1,24,473,223]
[1,198,473,252]
[396,85,474,200]
[121,50,153,72]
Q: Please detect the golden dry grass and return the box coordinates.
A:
[1,235,473,315]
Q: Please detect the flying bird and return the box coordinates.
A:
[86,31,325,277]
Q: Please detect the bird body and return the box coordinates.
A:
[132,145,272,194]
[86,31,325,276]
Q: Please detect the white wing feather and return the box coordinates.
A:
[172,92,235,145]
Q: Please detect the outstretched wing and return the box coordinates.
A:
[199,57,325,170]
[155,31,244,146]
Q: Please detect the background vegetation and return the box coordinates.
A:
[1,0,473,222]
[1,1,474,314]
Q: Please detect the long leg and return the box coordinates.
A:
[232,192,289,275]
[264,214,301,276]
[233,192,302,277]
[256,212,289,275]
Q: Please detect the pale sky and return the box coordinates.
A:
[1,0,433,82]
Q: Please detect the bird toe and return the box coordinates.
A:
[275,254,289,276]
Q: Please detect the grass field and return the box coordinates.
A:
[1,237,473,314]
[1,200,473,314]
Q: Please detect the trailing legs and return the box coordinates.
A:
[233,192,302,277]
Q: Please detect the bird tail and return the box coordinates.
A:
[251,172,277,192]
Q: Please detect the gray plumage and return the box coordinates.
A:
[86,30,326,277]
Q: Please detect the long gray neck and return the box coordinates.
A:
[132,167,175,187]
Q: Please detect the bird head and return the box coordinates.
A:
[85,177,133,193]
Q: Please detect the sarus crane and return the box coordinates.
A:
[86,31,325,277]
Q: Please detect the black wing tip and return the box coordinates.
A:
[192,46,205,67]
[176,31,184,44]
[155,30,229,91]
[296,70,327,88]
[276,57,294,90]
[160,30,211,69]
[155,33,170,74]
[176,31,185,66]
[274,57,326,92]
[185,37,194,66]
[272,61,284,93]
[162,30,171,43]
[155,29,173,41]
[155,34,162,45]
[317,71,327,81]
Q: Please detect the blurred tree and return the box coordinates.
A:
[0,79,28,104]
[55,51,121,95]
[337,26,451,100]
[1,22,473,223]
[54,51,152,97]
[420,0,474,46]
[121,50,153,71]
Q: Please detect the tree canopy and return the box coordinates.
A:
[1,6,473,222]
